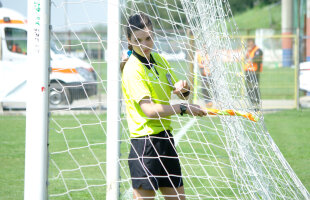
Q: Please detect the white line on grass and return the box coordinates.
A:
[49,178,106,181]
[174,118,196,146]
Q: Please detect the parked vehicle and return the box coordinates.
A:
[0,7,97,107]
[300,62,310,94]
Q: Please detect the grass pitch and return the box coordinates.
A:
[0,109,309,199]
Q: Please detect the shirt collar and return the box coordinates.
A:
[132,50,156,70]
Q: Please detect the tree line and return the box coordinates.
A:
[229,0,279,14]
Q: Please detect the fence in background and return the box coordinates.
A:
[1,32,305,111]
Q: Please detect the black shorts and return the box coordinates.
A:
[128,130,183,190]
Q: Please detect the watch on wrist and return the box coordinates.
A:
[182,90,190,97]
[180,104,187,116]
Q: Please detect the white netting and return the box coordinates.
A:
[48,0,310,199]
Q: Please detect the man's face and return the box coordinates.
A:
[128,27,154,59]
[247,40,255,51]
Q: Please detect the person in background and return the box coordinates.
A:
[244,38,263,108]
[196,49,213,108]
[121,13,207,200]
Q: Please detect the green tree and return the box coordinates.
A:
[229,0,279,14]
[122,0,187,29]
[229,0,254,14]
[121,0,279,29]
[259,0,279,5]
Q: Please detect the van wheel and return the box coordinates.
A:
[49,83,72,105]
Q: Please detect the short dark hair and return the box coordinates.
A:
[126,13,153,42]
[121,13,153,72]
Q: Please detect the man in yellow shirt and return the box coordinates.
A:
[121,13,207,200]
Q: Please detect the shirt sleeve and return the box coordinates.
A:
[122,69,151,104]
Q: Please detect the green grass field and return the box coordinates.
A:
[259,67,296,99]
[1,109,310,199]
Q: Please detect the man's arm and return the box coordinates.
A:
[139,97,206,118]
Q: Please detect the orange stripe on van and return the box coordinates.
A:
[0,19,25,24]
[52,68,78,74]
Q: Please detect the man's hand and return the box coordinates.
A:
[173,80,190,95]
[186,104,207,117]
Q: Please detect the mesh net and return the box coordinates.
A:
[48,0,310,199]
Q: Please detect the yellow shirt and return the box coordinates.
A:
[122,52,179,138]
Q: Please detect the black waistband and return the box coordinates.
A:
[132,130,171,139]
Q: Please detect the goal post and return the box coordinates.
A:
[24,0,50,199]
[106,0,121,199]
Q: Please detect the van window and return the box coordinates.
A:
[5,27,27,54]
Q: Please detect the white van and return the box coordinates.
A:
[0,7,97,107]
[300,62,310,94]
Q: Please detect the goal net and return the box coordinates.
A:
[47,0,310,199]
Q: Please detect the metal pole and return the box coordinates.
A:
[296,0,301,109]
[106,0,121,199]
[306,0,310,61]
[64,0,71,53]
[187,29,195,104]
[97,41,102,111]
[295,34,300,110]
[24,0,50,199]
[282,0,294,67]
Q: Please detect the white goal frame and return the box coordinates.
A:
[24,0,50,199]
[106,0,121,199]
[24,0,123,199]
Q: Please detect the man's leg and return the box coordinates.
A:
[133,188,156,200]
[253,72,261,106]
[160,186,185,200]
[245,71,258,107]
